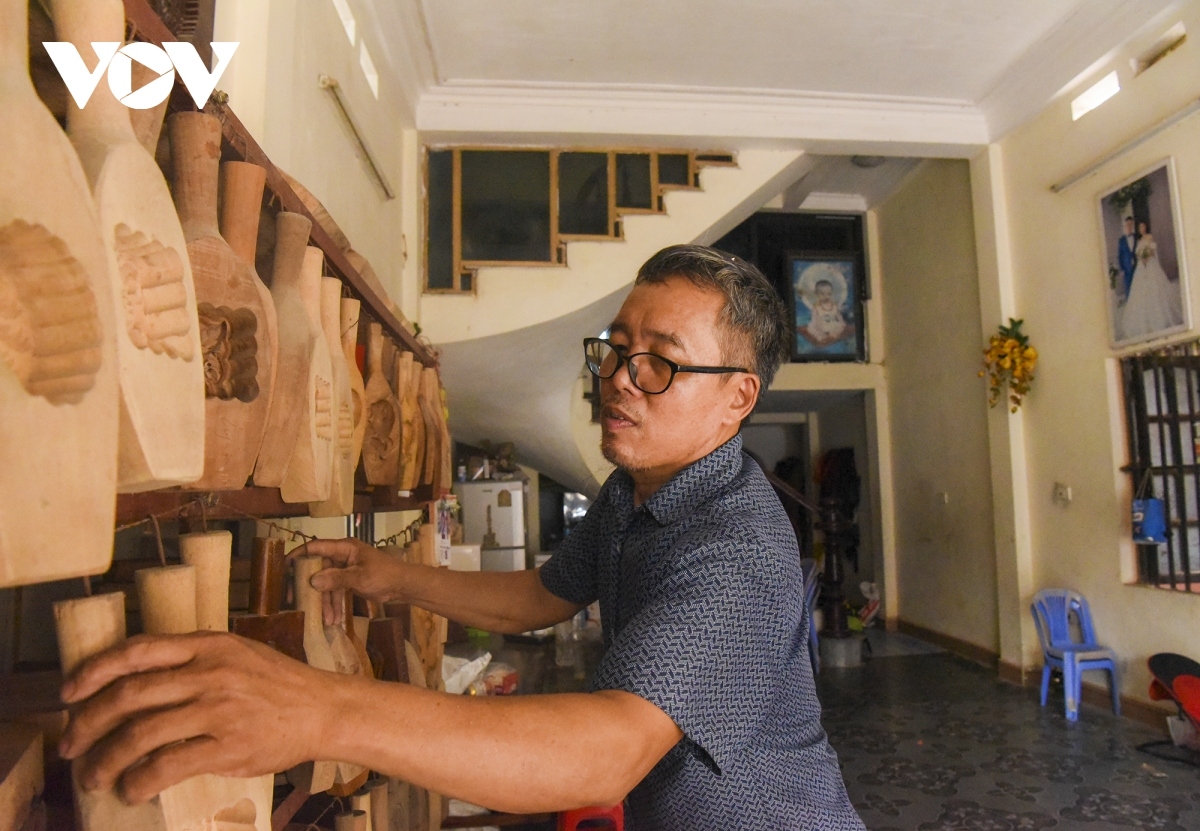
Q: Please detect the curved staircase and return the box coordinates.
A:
[423,148,811,495]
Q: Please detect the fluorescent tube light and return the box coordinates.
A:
[1071,71,1120,120]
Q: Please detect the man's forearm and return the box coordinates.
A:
[389,564,580,634]
[319,675,678,813]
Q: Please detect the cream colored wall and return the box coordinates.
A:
[982,0,1200,701]
[215,0,410,305]
[877,159,999,651]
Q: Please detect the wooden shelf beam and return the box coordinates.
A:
[115,486,437,527]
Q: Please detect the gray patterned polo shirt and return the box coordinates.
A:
[540,434,865,831]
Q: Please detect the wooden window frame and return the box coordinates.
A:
[424,147,733,294]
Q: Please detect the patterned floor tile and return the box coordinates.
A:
[817,652,1200,830]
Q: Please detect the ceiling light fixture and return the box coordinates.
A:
[1071,71,1120,120]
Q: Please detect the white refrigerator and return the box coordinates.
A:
[453,480,526,571]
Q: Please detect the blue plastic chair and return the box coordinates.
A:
[801,558,821,676]
[1030,589,1120,722]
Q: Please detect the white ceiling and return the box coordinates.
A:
[368,0,1184,149]
[422,0,1074,102]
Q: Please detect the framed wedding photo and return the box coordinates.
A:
[786,251,865,362]
[1098,158,1191,348]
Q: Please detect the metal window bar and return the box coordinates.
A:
[1121,341,1200,591]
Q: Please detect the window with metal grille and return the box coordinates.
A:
[1121,341,1200,592]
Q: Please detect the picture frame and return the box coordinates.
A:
[1097,157,1191,349]
[786,251,866,362]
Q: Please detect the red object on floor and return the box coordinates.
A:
[558,804,624,831]
[1173,674,1200,724]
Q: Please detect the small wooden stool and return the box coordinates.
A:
[557,804,623,831]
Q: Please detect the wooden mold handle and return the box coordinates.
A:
[135,565,198,635]
[298,246,325,321]
[219,161,268,266]
[366,323,384,376]
[179,530,232,632]
[250,537,286,616]
[395,351,412,403]
[367,779,389,831]
[321,277,344,348]
[130,62,169,155]
[270,211,314,290]
[293,554,325,639]
[48,0,134,141]
[340,298,362,367]
[418,524,438,569]
[335,810,367,831]
[168,112,223,240]
[53,593,127,675]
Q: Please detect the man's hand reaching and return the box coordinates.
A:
[58,632,346,804]
[296,538,407,626]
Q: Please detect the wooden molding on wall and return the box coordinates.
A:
[898,619,1172,735]
[895,619,999,670]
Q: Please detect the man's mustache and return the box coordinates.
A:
[600,398,640,425]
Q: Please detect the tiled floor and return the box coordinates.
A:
[818,646,1200,830]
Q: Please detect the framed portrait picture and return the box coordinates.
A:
[1098,158,1191,348]
[786,251,866,361]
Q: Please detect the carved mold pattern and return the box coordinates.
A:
[314,377,333,441]
[350,386,364,429]
[114,224,194,360]
[0,219,103,405]
[197,302,258,402]
[365,399,398,462]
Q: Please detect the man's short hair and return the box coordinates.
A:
[635,244,791,390]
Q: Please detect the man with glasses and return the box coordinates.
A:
[58,245,864,830]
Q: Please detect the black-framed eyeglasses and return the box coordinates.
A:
[584,337,753,395]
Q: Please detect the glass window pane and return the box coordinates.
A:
[426,150,454,289]
[559,152,609,236]
[461,150,552,262]
[616,153,653,209]
[658,153,690,186]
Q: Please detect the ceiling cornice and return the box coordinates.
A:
[362,0,439,125]
[416,81,990,150]
[978,0,1183,140]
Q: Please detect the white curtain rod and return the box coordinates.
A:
[1050,96,1200,193]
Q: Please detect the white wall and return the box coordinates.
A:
[215,0,410,304]
[877,159,999,651]
[976,0,1200,700]
[742,423,806,474]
